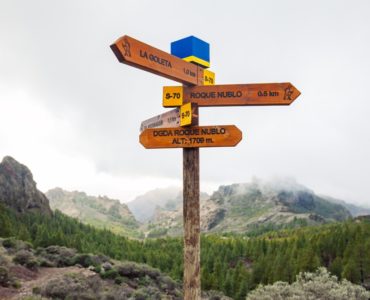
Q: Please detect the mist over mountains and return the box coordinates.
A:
[1,155,369,239]
[1,156,370,299]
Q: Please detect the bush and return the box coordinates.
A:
[71,253,107,268]
[2,238,32,252]
[41,273,101,299]
[114,276,124,285]
[0,266,9,287]
[37,245,76,267]
[93,265,102,273]
[246,267,370,300]
[72,254,95,267]
[117,262,143,278]
[132,289,149,300]
[2,238,17,249]
[100,269,119,280]
[159,275,177,291]
[13,250,39,269]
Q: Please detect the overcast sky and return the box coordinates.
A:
[1,0,369,206]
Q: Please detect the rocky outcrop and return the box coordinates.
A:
[0,156,52,215]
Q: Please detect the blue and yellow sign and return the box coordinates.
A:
[171,36,210,68]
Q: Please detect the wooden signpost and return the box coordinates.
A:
[111,35,204,85]
[140,125,242,148]
[110,34,300,300]
[163,83,301,107]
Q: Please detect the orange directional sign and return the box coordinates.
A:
[111,35,204,85]
[139,125,242,149]
[163,83,300,107]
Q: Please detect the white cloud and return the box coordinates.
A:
[1,0,370,206]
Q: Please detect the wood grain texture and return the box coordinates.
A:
[110,35,204,85]
[183,104,200,300]
[182,82,300,106]
[139,125,242,149]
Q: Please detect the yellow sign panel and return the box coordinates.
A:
[180,102,192,126]
[203,69,215,86]
[163,86,183,107]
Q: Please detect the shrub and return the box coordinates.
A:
[71,253,106,268]
[72,254,95,267]
[2,238,17,249]
[2,238,32,252]
[132,289,148,300]
[114,276,124,285]
[0,266,9,287]
[93,265,102,274]
[13,250,39,269]
[100,268,119,280]
[159,275,177,291]
[38,245,76,267]
[41,273,101,299]
[117,262,143,278]
[38,258,55,268]
[246,267,370,300]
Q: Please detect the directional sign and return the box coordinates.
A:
[180,103,193,127]
[140,108,180,132]
[139,125,242,149]
[203,69,215,86]
[162,83,300,107]
[111,35,204,85]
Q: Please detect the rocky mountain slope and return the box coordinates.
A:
[127,187,182,222]
[127,187,209,223]
[46,188,141,238]
[321,195,370,217]
[0,156,52,216]
[147,179,353,236]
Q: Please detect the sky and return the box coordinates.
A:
[0,0,369,206]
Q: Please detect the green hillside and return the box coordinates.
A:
[1,203,369,299]
[46,188,142,238]
[147,180,352,238]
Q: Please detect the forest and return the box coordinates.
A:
[1,203,369,299]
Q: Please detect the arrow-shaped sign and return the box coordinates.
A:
[111,35,204,86]
[163,83,300,107]
[139,125,242,149]
[140,108,180,132]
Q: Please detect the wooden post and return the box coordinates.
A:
[183,104,200,300]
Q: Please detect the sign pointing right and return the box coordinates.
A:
[163,82,300,107]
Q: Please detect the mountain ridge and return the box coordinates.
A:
[46,187,142,238]
[146,179,353,237]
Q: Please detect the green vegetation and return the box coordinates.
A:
[1,203,370,299]
[247,267,370,299]
[46,188,143,238]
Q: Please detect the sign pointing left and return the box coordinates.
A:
[110,35,204,86]
[140,108,180,132]
[139,125,242,149]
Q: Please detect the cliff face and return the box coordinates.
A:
[0,156,52,215]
